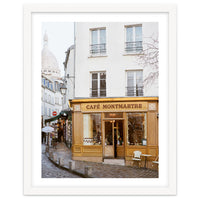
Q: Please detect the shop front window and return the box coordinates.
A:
[83,114,101,145]
[127,113,146,146]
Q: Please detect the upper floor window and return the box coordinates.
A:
[126,70,143,96]
[90,28,106,55]
[42,78,45,86]
[49,83,53,90]
[46,80,49,88]
[125,25,143,53]
[54,82,59,91]
[91,72,106,97]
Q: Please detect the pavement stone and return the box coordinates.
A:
[42,148,80,178]
[43,144,158,178]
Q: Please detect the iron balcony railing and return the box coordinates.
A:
[125,41,143,52]
[90,43,106,54]
[90,88,106,97]
[126,86,143,96]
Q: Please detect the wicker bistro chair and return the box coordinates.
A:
[132,151,142,168]
[152,156,159,170]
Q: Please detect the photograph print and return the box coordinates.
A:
[41,22,159,178]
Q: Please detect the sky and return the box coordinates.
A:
[42,22,74,76]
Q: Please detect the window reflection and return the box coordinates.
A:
[114,121,123,146]
[105,122,113,145]
[83,114,101,145]
[127,113,146,145]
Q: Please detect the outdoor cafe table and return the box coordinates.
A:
[141,154,152,169]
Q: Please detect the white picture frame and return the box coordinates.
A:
[23,4,176,195]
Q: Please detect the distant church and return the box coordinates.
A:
[42,32,61,78]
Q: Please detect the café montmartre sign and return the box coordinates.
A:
[80,102,148,112]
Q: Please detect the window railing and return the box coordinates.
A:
[90,88,106,97]
[126,86,143,96]
[125,41,143,52]
[90,43,106,54]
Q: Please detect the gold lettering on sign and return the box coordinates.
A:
[81,102,147,112]
[86,104,100,110]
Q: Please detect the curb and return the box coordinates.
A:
[45,153,93,178]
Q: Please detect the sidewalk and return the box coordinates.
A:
[43,144,158,178]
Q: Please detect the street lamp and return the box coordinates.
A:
[60,83,67,95]
[60,83,67,143]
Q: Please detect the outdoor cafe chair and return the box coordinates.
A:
[152,156,159,169]
[132,151,142,168]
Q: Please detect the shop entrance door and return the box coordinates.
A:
[104,120,124,158]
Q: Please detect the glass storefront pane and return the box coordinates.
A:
[105,121,113,145]
[127,113,146,145]
[114,120,123,146]
[83,114,101,145]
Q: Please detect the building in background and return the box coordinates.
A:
[42,32,61,78]
[41,32,65,144]
[41,75,63,125]
[69,22,159,168]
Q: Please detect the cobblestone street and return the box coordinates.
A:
[73,160,158,178]
[42,144,158,178]
[42,151,80,178]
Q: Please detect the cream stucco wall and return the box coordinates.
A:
[74,22,158,98]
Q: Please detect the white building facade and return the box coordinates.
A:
[41,75,63,124]
[74,22,158,99]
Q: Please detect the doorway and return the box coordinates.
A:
[104,120,124,158]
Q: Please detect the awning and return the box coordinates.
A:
[45,110,71,124]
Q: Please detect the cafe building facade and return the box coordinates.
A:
[70,97,158,167]
[66,22,159,168]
